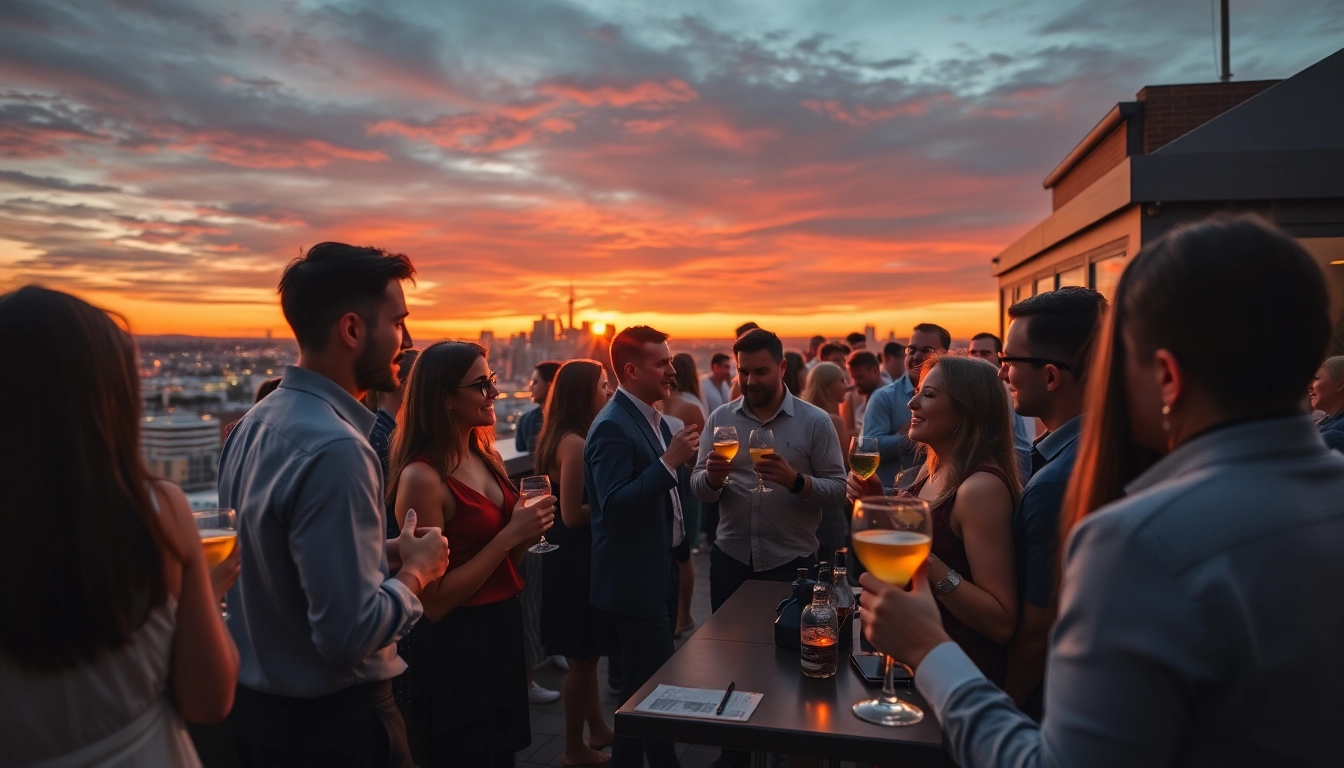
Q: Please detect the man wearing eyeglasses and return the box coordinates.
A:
[970,332,1034,486]
[861,323,949,488]
[996,287,1106,720]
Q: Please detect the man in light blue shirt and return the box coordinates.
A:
[220,243,448,768]
[862,323,949,487]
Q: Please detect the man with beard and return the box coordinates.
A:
[692,328,848,612]
[219,242,449,768]
[586,325,700,768]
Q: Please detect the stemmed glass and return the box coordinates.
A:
[712,426,740,485]
[522,475,558,554]
[849,436,880,481]
[849,495,932,726]
[748,428,775,494]
[194,508,237,619]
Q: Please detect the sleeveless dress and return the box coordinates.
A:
[540,478,620,660]
[0,487,200,767]
[908,465,1013,687]
[406,459,530,768]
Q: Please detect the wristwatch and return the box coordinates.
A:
[788,473,806,494]
[934,569,962,595]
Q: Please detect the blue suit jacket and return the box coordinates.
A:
[586,390,684,618]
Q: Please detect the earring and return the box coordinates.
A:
[1161,404,1171,432]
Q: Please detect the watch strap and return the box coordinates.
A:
[935,569,962,595]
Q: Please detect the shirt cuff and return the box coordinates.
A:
[914,641,985,717]
[660,457,679,480]
[382,575,425,639]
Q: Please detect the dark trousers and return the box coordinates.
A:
[232,680,411,768]
[702,501,719,545]
[611,555,680,768]
[710,545,816,613]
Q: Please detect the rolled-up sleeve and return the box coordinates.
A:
[288,439,422,667]
[806,414,847,508]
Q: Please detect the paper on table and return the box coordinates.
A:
[634,684,763,722]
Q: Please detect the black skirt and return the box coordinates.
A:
[540,516,620,660]
[409,596,530,767]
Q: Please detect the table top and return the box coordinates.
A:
[615,581,946,765]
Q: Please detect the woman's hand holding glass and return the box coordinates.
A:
[513,475,557,552]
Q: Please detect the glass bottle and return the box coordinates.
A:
[831,548,857,627]
[800,574,839,678]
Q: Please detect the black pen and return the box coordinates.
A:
[715,682,736,716]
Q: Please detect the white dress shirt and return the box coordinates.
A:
[701,374,731,414]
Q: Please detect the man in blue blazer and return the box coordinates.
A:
[586,325,699,768]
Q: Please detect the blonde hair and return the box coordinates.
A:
[803,362,846,411]
[916,355,1022,509]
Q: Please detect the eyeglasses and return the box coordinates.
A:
[997,355,1073,372]
[452,372,499,397]
[905,346,941,357]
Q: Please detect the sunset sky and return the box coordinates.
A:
[3,0,1341,340]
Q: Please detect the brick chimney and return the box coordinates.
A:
[1136,80,1280,153]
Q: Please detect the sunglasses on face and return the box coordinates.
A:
[451,372,499,397]
[997,354,1073,372]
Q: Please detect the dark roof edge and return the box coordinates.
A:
[1042,102,1140,190]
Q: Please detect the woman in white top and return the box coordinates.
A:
[0,287,240,767]
[665,353,707,636]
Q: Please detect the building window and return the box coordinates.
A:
[1058,265,1086,288]
[1091,254,1126,299]
[1034,275,1055,295]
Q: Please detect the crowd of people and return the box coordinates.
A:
[5,215,1344,768]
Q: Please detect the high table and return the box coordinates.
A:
[615,581,946,766]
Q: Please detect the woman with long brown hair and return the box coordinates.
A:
[534,360,618,767]
[849,354,1020,685]
[0,287,239,766]
[857,217,1344,766]
[388,341,556,768]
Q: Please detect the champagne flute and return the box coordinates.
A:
[748,428,775,494]
[522,475,558,554]
[712,425,740,485]
[850,495,932,726]
[849,436,880,481]
[194,508,237,619]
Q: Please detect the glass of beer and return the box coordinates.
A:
[522,475,558,553]
[849,436,880,480]
[712,426,739,485]
[748,428,775,494]
[850,495,932,726]
[194,508,237,619]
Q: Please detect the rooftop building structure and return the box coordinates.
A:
[141,414,222,491]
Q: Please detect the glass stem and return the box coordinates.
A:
[881,654,899,704]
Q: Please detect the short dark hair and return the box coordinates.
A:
[255,377,282,403]
[610,326,669,380]
[819,342,850,360]
[1008,287,1107,379]
[971,332,1002,352]
[733,328,784,363]
[808,335,826,348]
[882,341,905,358]
[845,332,867,346]
[734,322,760,339]
[710,353,731,367]
[278,242,415,352]
[913,323,951,350]
[847,350,879,370]
[534,360,562,384]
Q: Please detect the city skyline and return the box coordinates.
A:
[3,1,1341,338]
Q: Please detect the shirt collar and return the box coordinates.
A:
[279,365,378,438]
[616,385,662,429]
[1035,415,1082,463]
[1124,414,1322,496]
[733,388,796,423]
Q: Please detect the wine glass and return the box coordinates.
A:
[522,475,558,554]
[194,508,237,618]
[849,436,880,481]
[748,428,775,494]
[712,426,740,485]
[849,495,932,726]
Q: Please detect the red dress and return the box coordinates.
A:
[908,465,1013,687]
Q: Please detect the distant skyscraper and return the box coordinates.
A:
[141,414,221,491]
[479,330,495,349]
[864,325,878,348]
